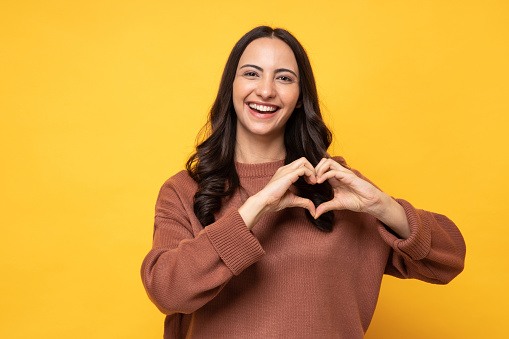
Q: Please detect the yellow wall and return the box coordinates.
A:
[1,1,507,338]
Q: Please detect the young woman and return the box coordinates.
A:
[141,26,465,338]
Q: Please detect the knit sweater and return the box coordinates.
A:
[141,159,466,338]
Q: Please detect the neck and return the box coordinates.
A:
[235,134,286,164]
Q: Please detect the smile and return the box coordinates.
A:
[248,103,279,113]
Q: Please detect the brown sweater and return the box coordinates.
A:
[141,159,465,338]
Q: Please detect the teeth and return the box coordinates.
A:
[249,103,277,112]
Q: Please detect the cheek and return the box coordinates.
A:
[232,95,246,120]
[232,81,242,111]
[232,79,239,100]
[281,87,301,107]
[232,80,249,103]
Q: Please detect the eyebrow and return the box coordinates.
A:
[239,64,298,77]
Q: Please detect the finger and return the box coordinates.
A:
[287,157,313,169]
[292,158,316,184]
[275,159,311,177]
[287,196,316,217]
[302,162,317,184]
[316,158,350,179]
[315,159,345,177]
[303,174,315,185]
[314,200,341,219]
[276,158,319,186]
[315,169,345,185]
[275,166,315,187]
[315,158,337,178]
[315,157,328,171]
[293,166,317,185]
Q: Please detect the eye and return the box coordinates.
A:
[277,75,294,82]
[243,71,258,78]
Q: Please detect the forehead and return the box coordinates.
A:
[237,38,298,73]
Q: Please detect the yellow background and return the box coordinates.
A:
[1,0,507,338]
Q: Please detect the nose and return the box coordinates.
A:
[255,76,276,99]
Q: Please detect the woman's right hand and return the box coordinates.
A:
[238,157,317,230]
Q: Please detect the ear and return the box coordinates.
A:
[296,100,302,108]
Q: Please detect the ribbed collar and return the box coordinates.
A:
[235,160,285,178]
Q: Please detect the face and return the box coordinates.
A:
[232,37,300,142]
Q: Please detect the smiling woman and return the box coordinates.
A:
[233,38,301,156]
[140,26,466,339]
[185,26,335,232]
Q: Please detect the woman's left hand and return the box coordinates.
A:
[314,158,411,239]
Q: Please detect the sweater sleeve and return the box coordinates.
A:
[378,199,466,284]
[351,168,466,284]
[140,178,265,315]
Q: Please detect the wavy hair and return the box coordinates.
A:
[186,26,340,231]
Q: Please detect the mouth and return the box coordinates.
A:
[247,102,280,115]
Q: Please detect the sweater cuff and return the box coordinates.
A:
[378,199,432,260]
[205,210,265,275]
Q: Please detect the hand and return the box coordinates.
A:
[314,158,385,218]
[314,158,411,238]
[238,157,317,229]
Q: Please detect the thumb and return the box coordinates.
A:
[314,201,339,219]
[287,195,316,218]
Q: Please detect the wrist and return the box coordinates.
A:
[238,194,269,230]
[374,194,411,239]
[366,192,393,221]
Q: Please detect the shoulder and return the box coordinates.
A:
[155,170,198,218]
[161,170,198,192]
[166,170,197,187]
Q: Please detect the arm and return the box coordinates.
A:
[140,178,265,315]
[142,158,319,315]
[314,157,465,284]
[379,199,466,284]
[314,158,411,238]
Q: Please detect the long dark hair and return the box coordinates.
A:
[186,26,340,231]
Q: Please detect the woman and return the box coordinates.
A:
[141,26,465,338]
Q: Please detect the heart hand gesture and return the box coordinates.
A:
[313,158,385,219]
[238,157,411,238]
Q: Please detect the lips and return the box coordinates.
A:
[248,102,279,113]
[247,102,280,120]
